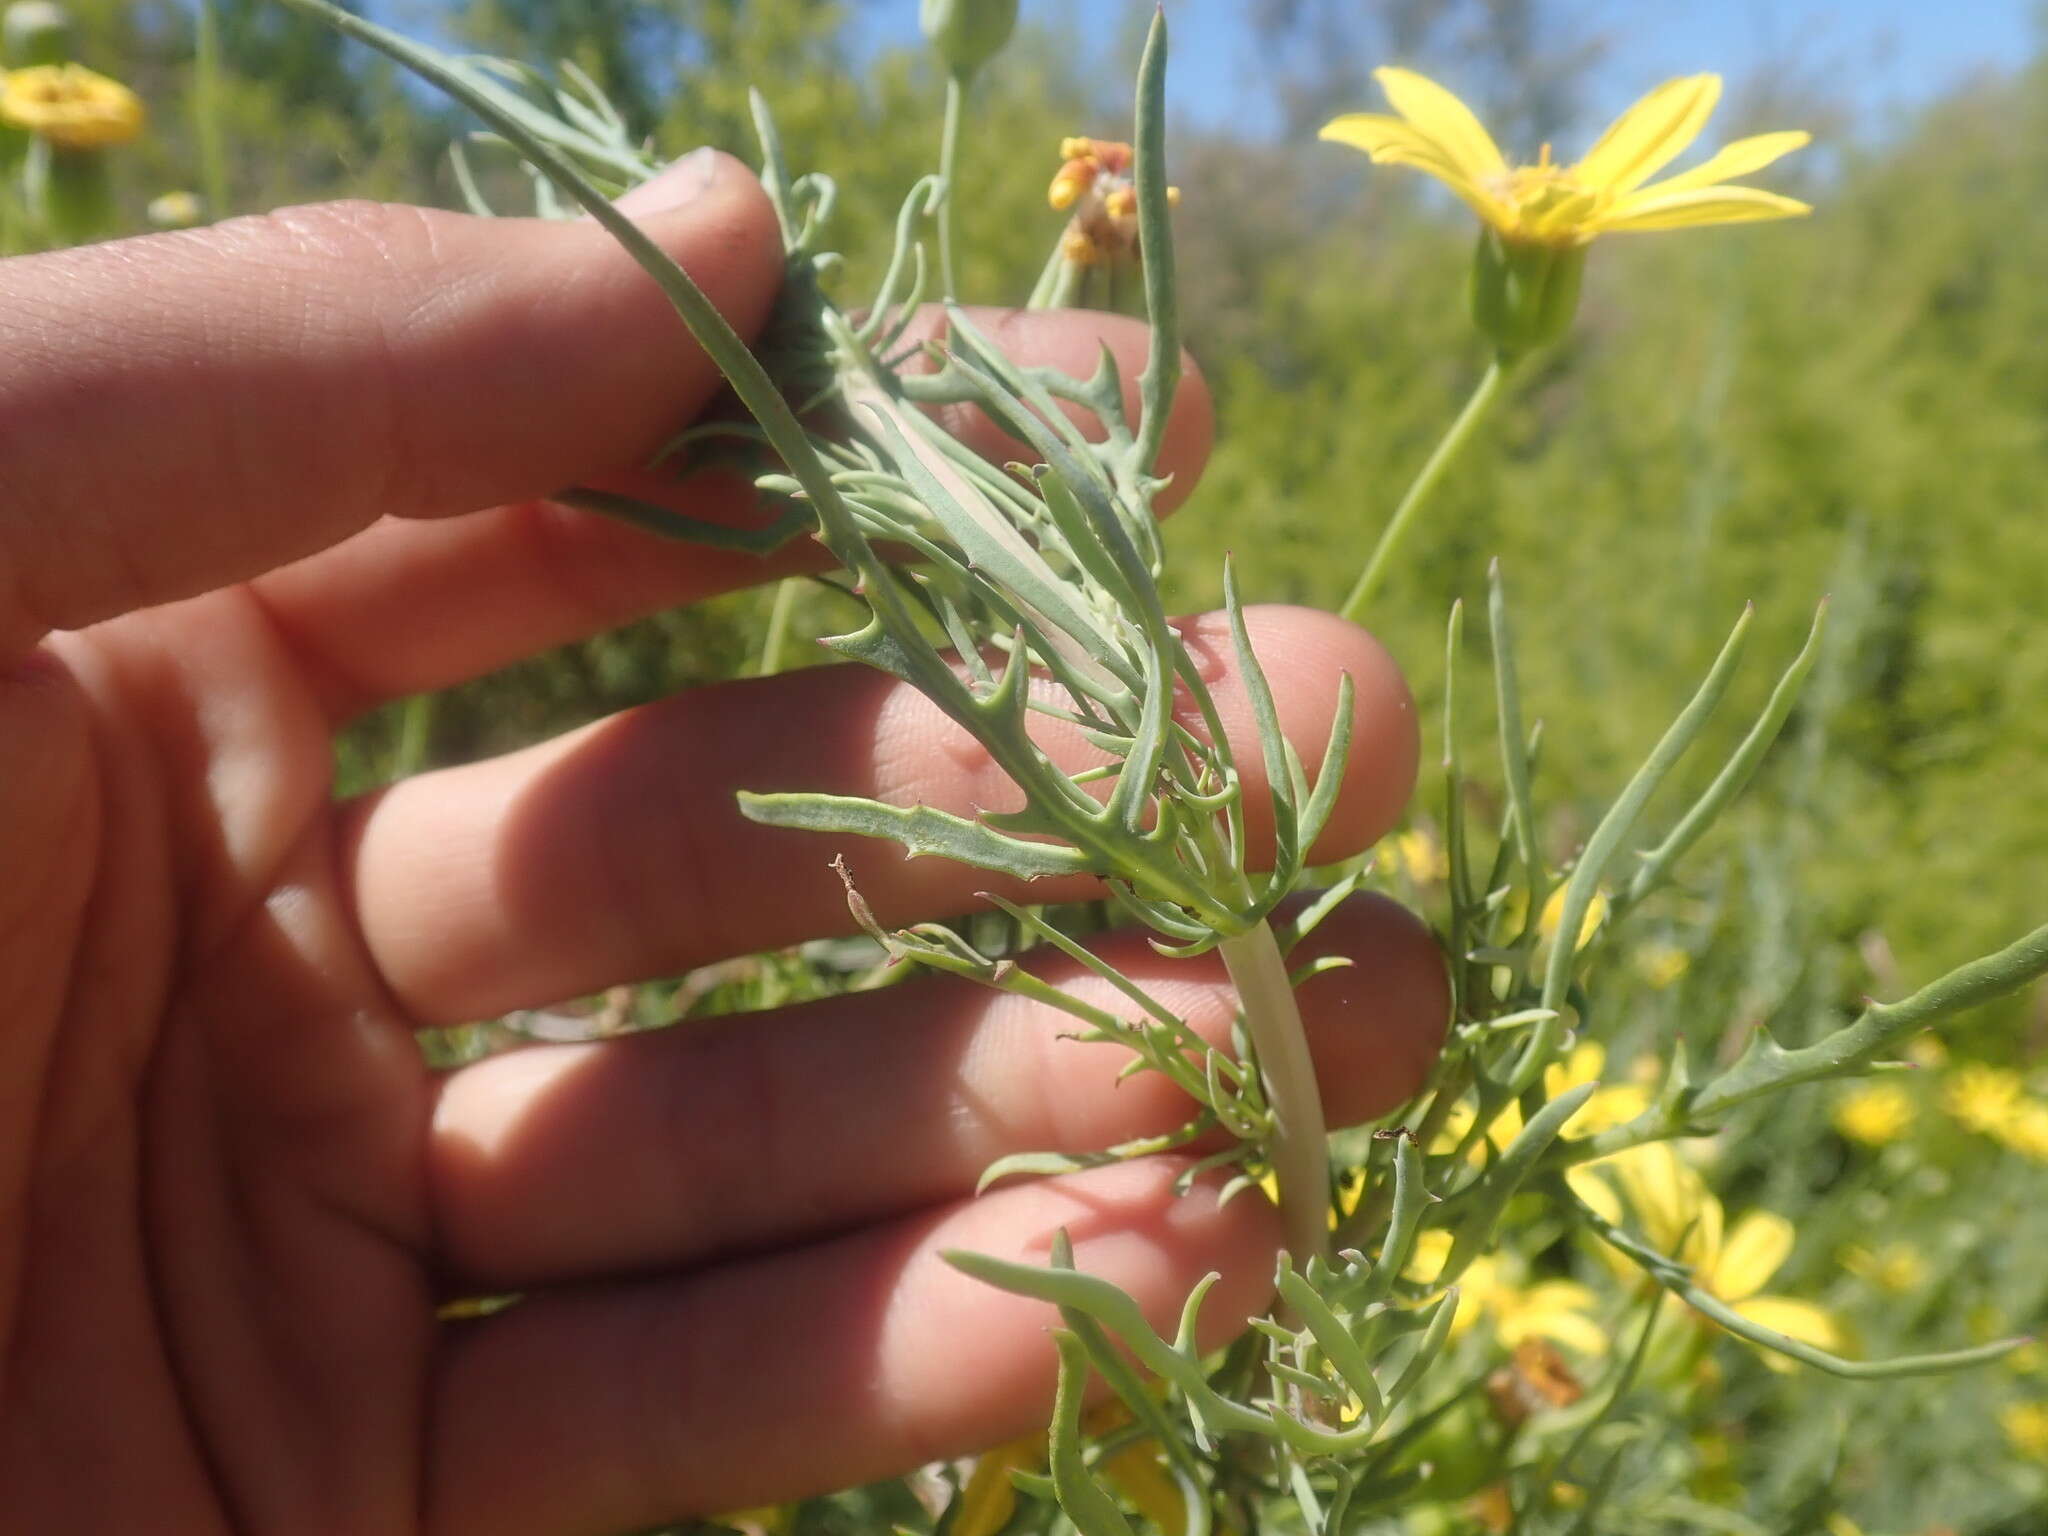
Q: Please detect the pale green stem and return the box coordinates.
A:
[755,576,801,677]
[936,72,965,300]
[390,692,435,779]
[194,0,230,219]
[1219,920,1328,1273]
[1025,240,1069,309]
[1338,357,1513,624]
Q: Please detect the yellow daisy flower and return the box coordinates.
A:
[1571,1142,1843,1369]
[1435,1039,1648,1160]
[2001,1401,2048,1463]
[1633,941,1691,990]
[1841,1241,1928,1297]
[1380,827,1450,885]
[954,1402,1186,1536]
[1941,1062,2025,1138]
[1831,1080,1917,1148]
[1405,1231,1609,1358]
[1995,1098,2048,1163]
[1319,69,1809,249]
[0,62,144,150]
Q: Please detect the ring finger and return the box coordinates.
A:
[429,890,1448,1286]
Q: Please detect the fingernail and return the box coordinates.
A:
[615,147,720,218]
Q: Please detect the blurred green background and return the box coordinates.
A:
[9,1,2048,1530]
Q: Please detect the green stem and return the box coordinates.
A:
[1334,1056,1468,1248]
[194,0,231,219]
[390,692,435,779]
[1338,357,1512,624]
[1219,920,1328,1273]
[936,71,964,300]
[755,576,801,677]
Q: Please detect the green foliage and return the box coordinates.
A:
[1169,61,2048,999]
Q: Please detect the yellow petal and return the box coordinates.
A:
[1406,1228,1454,1283]
[1447,1256,1501,1338]
[1564,1084,1651,1140]
[1487,1099,1527,1153]
[1318,113,1495,209]
[1499,1302,1611,1361]
[1538,885,1609,950]
[1101,1441,1187,1536]
[1574,74,1721,194]
[1597,185,1811,233]
[1732,1293,1847,1364]
[953,1435,1040,1536]
[1545,1039,1606,1098]
[1502,1279,1609,1347]
[1708,1210,1794,1302]
[1515,1278,1598,1312]
[1608,1143,1713,1259]
[1565,1164,1621,1226]
[1371,67,1507,182]
[1639,129,1811,198]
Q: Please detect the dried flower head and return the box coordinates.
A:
[1047,134,1178,266]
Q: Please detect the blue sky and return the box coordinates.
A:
[862,0,2041,138]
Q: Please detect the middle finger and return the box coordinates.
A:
[339,604,1417,1026]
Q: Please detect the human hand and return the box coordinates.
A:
[0,152,1447,1534]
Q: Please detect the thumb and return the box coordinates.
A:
[0,149,782,658]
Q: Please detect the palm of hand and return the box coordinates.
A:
[8,601,435,1531]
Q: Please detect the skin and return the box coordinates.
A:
[0,151,1449,1535]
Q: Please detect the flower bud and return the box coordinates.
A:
[918,0,1017,81]
[1468,227,1584,363]
[2,1,73,68]
[147,189,205,229]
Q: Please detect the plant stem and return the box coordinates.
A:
[1220,920,1328,1272]
[390,692,435,779]
[1338,357,1513,624]
[936,71,964,300]
[194,0,231,219]
[755,576,801,676]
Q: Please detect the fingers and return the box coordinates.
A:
[429,892,1447,1285]
[341,605,1419,1024]
[248,307,1215,721]
[428,1160,1280,1536]
[893,305,1215,516]
[0,152,781,657]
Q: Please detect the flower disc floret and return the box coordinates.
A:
[1319,68,1809,249]
[1,62,144,149]
[1046,134,1177,266]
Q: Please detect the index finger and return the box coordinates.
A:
[253,304,1216,721]
[0,151,781,659]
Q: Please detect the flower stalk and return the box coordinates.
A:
[934,71,964,298]
[1338,356,1511,623]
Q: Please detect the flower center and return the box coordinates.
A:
[1486,145,1611,245]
